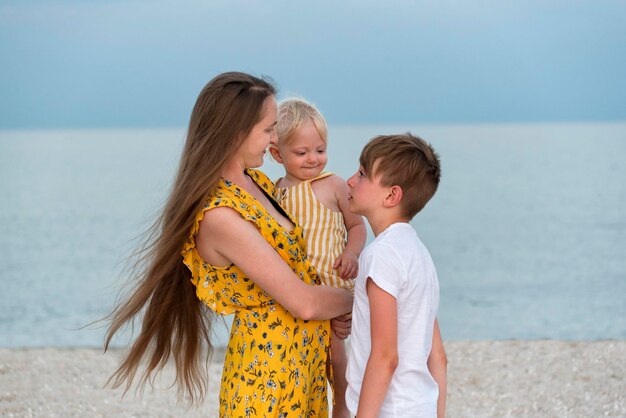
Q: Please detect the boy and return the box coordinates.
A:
[345,134,447,418]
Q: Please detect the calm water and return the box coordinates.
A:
[1,123,625,347]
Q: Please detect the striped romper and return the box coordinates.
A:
[276,172,354,290]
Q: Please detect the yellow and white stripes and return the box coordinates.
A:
[277,172,352,290]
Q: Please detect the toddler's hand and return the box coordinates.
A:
[333,251,358,280]
[331,313,352,339]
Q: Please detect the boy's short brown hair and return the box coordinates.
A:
[360,133,441,219]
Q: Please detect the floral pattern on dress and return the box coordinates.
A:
[182,169,330,417]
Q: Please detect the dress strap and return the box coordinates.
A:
[246,169,278,199]
[309,171,334,183]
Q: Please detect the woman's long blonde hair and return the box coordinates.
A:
[104,72,276,403]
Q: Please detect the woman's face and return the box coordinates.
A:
[238,96,278,169]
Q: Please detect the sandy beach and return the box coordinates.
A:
[1,340,624,417]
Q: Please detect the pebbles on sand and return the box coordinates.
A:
[1,340,624,417]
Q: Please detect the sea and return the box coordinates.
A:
[1,123,625,348]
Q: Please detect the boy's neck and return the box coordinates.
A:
[367,213,410,237]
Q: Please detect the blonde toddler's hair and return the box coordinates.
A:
[276,98,328,145]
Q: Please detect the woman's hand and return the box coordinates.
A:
[331,313,352,339]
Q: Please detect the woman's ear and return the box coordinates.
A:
[384,185,403,208]
[269,145,283,163]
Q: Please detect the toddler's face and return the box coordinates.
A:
[274,120,327,182]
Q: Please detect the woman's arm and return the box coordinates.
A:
[428,319,447,418]
[334,177,367,279]
[196,206,353,320]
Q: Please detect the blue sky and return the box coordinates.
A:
[1,0,625,129]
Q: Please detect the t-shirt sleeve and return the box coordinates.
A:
[360,243,405,299]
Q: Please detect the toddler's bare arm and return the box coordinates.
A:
[334,177,366,279]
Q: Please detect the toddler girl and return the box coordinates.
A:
[270,98,367,418]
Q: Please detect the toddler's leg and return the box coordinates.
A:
[331,332,350,418]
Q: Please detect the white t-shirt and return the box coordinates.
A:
[346,222,440,418]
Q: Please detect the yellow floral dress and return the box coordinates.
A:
[182,169,331,418]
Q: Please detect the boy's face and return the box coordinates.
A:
[346,163,390,217]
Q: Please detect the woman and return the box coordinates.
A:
[105,72,353,416]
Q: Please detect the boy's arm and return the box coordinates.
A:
[356,277,398,418]
[334,177,367,279]
[428,319,447,418]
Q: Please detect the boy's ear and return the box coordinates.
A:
[384,185,403,208]
[269,145,283,163]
